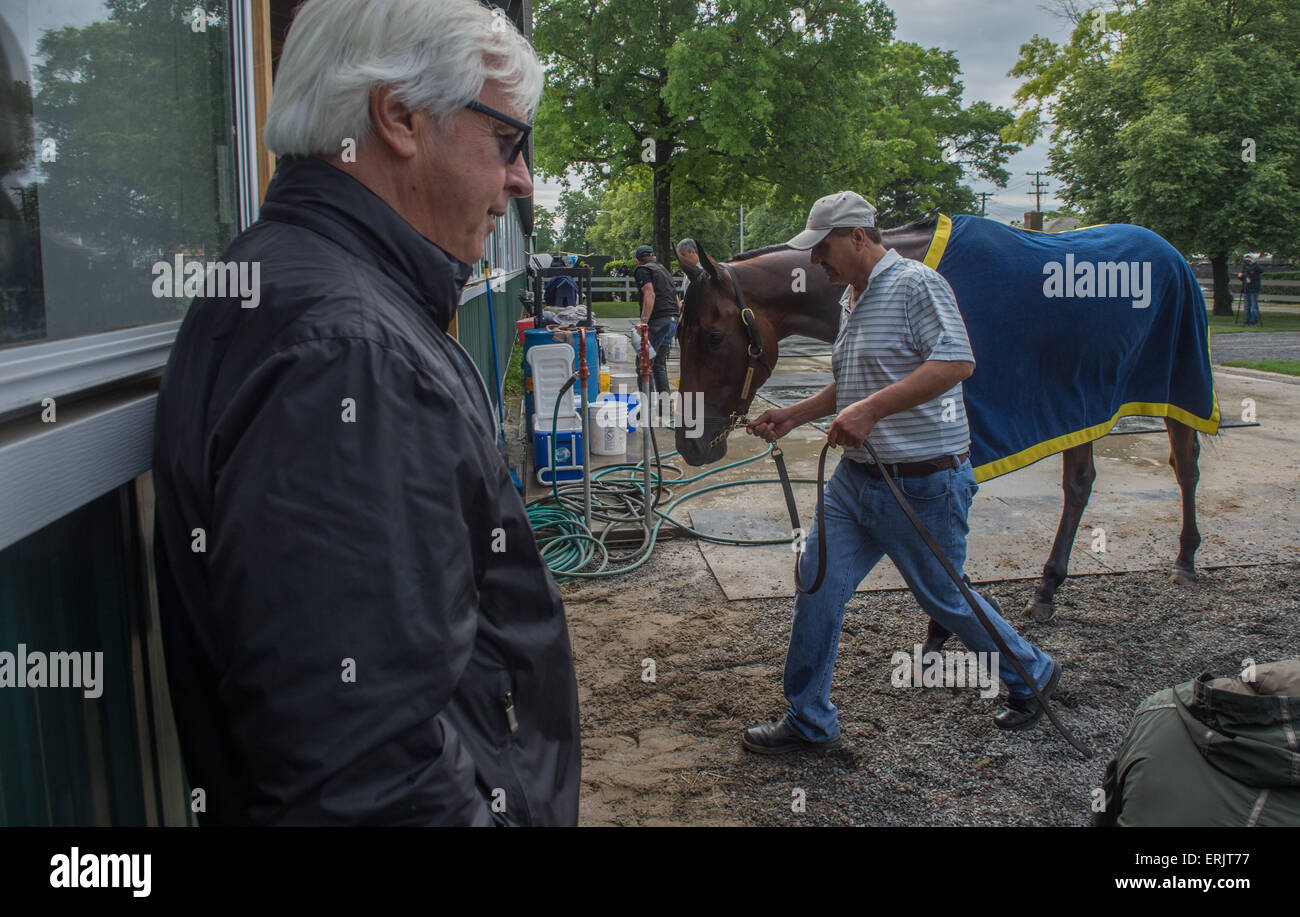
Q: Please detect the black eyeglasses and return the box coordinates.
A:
[464,100,531,166]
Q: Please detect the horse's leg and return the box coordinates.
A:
[1166,418,1201,585]
[1027,442,1096,622]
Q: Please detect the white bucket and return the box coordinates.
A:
[609,372,638,395]
[588,401,628,456]
[599,333,630,363]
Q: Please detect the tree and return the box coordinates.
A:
[555,185,601,253]
[533,204,557,251]
[534,1,1021,263]
[534,0,895,262]
[1009,0,1300,314]
[862,42,1020,222]
[585,167,739,260]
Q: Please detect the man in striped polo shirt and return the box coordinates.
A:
[743,191,1060,753]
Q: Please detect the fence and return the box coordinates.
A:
[1198,277,1300,306]
[588,277,686,301]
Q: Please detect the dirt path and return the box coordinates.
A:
[563,550,1300,826]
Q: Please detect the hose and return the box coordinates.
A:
[527,382,817,580]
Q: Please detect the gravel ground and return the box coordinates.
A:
[563,545,1300,826]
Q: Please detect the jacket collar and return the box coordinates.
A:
[257,156,473,332]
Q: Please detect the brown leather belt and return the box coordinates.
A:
[860,452,968,478]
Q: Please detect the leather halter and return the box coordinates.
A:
[709,262,772,447]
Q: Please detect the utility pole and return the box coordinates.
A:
[739,204,745,252]
[976,192,992,217]
[1026,171,1050,214]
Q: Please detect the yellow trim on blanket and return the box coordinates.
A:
[972,401,1221,483]
[925,212,1223,482]
[1013,221,1114,234]
[922,214,952,269]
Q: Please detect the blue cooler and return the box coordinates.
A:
[533,411,584,485]
[523,328,599,429]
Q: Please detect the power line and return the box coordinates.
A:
[976,192,993,216]
[1026,171,1051,212]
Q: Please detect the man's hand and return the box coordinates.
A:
[747,408,798,443]
[826,399,877,449]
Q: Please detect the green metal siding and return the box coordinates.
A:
[458,272,527,409]
[0,486,148,826]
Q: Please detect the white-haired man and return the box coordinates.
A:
[152,0,580,825]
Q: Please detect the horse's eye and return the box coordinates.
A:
[707,331,724,351]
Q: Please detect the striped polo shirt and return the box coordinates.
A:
[832,248,974,464]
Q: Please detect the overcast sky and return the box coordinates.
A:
[534,0,1075,228]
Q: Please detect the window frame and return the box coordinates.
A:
[0,0,262,549]
[0,0,261,421]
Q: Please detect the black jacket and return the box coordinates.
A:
[152,156,581,825]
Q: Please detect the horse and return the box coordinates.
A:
[673,214,1220,622]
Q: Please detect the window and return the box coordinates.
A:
[1,1,240,349]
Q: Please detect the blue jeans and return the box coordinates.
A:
[1243,291,1259,323]
[648,317,676,394]
[783,457,1055,741]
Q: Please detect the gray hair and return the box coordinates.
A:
[675,238,698,254]
[264,0,543,157]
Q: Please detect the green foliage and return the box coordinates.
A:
[534,0,1021,259]
[556,185,601,252]
[533,204,558,250]
[602,258,637,276]
[1010,0,1300,312]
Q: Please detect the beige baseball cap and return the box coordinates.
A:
[786,191,878,250]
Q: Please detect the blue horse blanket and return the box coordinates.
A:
[924,215,1219,481]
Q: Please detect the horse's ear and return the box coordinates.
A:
[697,244,719,281]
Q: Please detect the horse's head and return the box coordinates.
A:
[674,244,780,466]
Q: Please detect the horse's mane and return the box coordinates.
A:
[725,215,941,263]
[728,243,792,262]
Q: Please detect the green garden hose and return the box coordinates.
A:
[527,381,817,580]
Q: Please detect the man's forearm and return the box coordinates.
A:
[640,291,654,320]
[859,360,972,425]
[789,382,837,425]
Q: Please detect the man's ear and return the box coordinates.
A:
[369,84,421,160]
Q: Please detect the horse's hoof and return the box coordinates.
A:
[1171,567,1197,586]
[921,638,947,658]
[1026,600,1055,623]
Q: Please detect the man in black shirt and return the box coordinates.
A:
[634,244,681,394]
[1237,254,1263,325]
